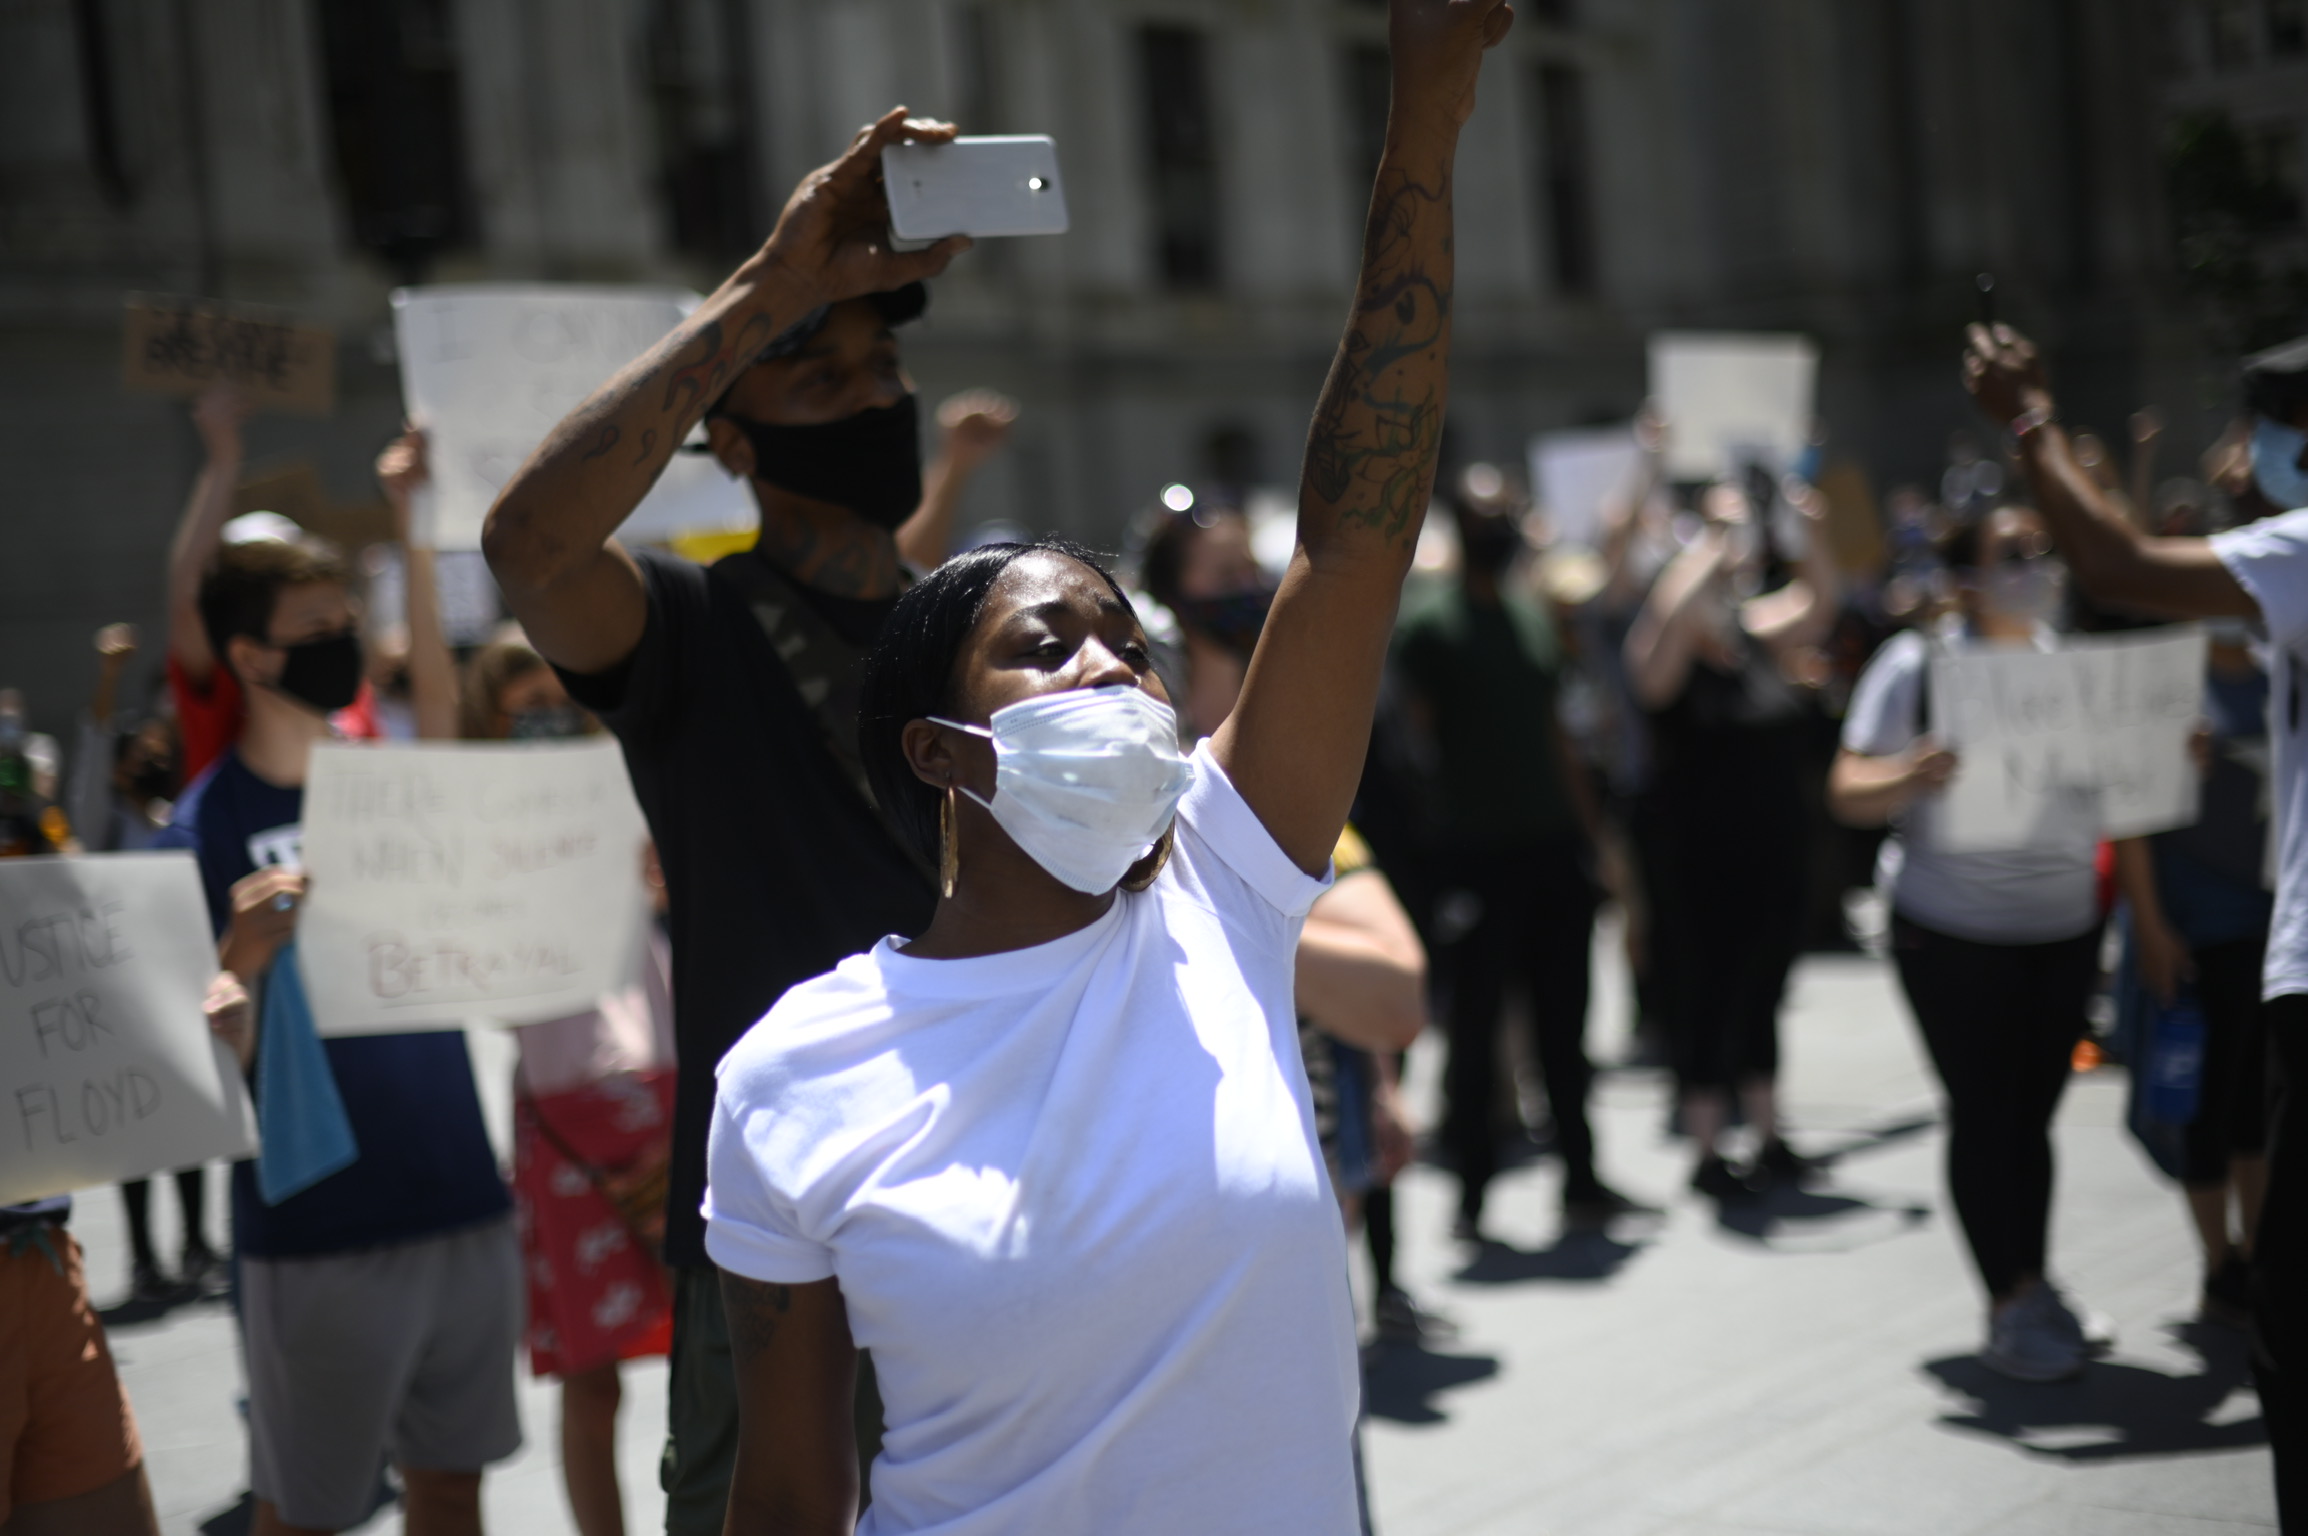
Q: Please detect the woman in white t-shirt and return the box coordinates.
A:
[701,11,1505,1528]
[1830,506,2110,1385]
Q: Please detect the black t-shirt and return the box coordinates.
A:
[1646,633,1814,881]
[559,548,935,1266]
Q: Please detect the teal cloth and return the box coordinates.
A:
[255,939,358,1204]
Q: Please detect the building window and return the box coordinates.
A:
[2271,0,2307,54]
[1343,43,1391,203]
[315,0,476,279]
[648,0,760,260]
[1533,63,1598,296]
[1139,25,1221,291]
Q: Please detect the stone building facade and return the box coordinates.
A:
[0,0,2260,736]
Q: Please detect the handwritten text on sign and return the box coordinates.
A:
[0,854,257,1204]
[1930,628,2209,853]
[297,741,650,1035]
[122,294,337,416]
[390,285,755,551]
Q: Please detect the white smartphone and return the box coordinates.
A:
[882,135,1069,251]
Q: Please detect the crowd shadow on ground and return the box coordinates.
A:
[1709,1113,1938,1252]
[1924,1321,2266,1461]
[1364,1340,1503,1425]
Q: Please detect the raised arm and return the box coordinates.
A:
[894,389,1018,570]
[1743,481,1841,651]
[165,385,251,686]
[1213,0,1513,874]
[483,109,969,676]
[1622,530,1730,709]
[377,428,460,741]
[1964,325,2254,621]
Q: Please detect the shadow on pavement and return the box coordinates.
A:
[1712,1180,1933,1252]
[198,1490,253,1536]
[1923,1322,2265,1460]
[1810,1113,1939,1169]
[1452,1228,1648,1285]
[1363,1341,1502,1425]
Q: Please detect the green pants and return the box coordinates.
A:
[662,1263,882,1536]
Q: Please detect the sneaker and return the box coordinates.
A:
[1373,1287,1461,1346]
[178,1243,229,1301]
[1982,1294,2087,1382]
[129,1257,174,1305]
[1690,1153,1758,1203]
[2200,1255,2252,1330]
[1753,1137,1817,1189]
[2031,1282,2115,1357]
[1561,1180,1659,1228]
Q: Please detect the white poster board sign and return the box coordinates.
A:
[297,741,650,1035]
[391,285,756,551]
[1647,332,1818,481]
[1930,628,2208,853]
[1529,427,1641,549]
[1,853,257,1204]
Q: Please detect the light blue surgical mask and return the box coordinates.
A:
[2251,416,2308,512]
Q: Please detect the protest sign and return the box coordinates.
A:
[1647,332,1818,481]
[1,854,257,1204]
[296,740,650,1035]
[1930,628,2208,853]
[122,294,337,416]
[391,285,757,551]
[1529,427,1641,548]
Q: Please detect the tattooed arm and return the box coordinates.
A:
[1212,0,1513,875]
[483,108,970,677]
[721,1272,860,1535]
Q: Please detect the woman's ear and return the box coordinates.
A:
[901,718,957,790]
[704,417,754,481]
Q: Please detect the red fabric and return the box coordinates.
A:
[166,653,381,781]
[513,1070,676,1378]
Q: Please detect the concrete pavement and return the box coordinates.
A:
[79,942,2274,1534]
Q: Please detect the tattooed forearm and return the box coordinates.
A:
[723,1274,794,1365]
[1301,165,1454,551]
[659,319,729,417]
[578,422,622,461]
[632,427,658,466]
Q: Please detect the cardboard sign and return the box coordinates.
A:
[1529,427,1642,549]
[296,741,650,1035]
[1,854,258,1204]
[391,285,757,551]
[1647,332,1818,481]
[1930,628,2209,853]
[122,294,337,416]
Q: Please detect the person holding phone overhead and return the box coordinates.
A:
[481,95,1011,1536]
[695,2,1511,1528]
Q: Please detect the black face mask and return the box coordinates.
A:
[724,395,924,530]
[269,631,364,715]
[1174,588,1274,659]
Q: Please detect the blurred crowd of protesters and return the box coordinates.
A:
[4,100,2305,1536]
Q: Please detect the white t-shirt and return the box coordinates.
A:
[1840,628,2101,944]
[704,741,1360,1535]
[2215,508,2308,999]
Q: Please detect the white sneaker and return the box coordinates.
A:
[2031,1282,2115,1357]
[1982,1295,2087,1382]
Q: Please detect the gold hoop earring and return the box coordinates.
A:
[940,785,960,900]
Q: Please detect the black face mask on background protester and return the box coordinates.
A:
[1459,513,1523,576]
[269,630,364,714]
[723,395,925,530]
[1174,588,1274,659]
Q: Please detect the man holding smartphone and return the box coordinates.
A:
[483,114,972,1535]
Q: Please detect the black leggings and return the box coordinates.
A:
[1438,839,1600,1216]
[119,1166,208,1269]
[2253,998,2305,1532]
[1891,915,2100,1301]
[2176,934,2270,1184]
